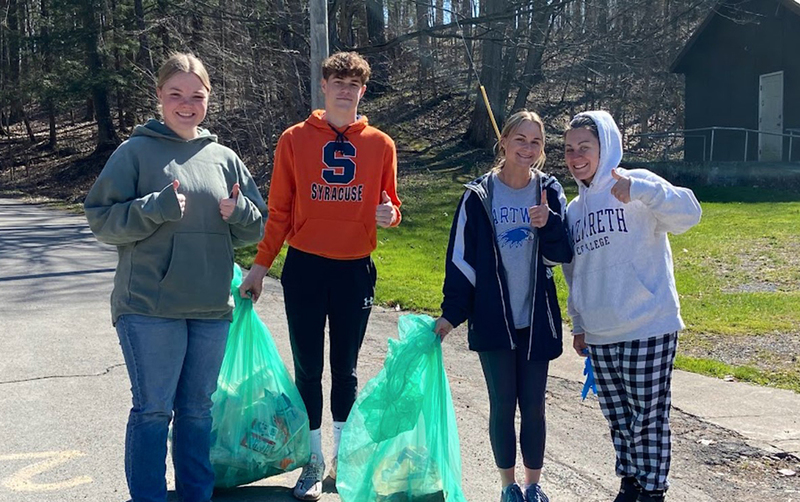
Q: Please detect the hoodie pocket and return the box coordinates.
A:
[572,261,656,333]
[157,233,233,315]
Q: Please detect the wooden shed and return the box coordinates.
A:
[671,0,800,162]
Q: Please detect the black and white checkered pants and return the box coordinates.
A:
[589,332,678,492]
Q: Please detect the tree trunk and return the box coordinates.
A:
[435,0,444,25]
[22,111,36,143]
[365,0,388,93]
[218,0,227,113]
[48,107,56,148]
[8,0,22,123]
[157,0,170,56]
[386,0,399,38]
[84,98,95,122]
[81,0,120,151]
[111,0,127,134]
[639,113,651,148]
[512,0,555,112]
[596,0,608,34]
[500,8,522,108]
[465,0,509,148]
[41,0,57,148]
[462,0,475,88]
[134,0,153,72]
[386,0,402,58]
[415,0,432,84]
[351,0,368,46]
[337,0,353,47]
[191,11,203,47]
[278,0,305,122]
[366,0,385,45]
[328,0,343,51]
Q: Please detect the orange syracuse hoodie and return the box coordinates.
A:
[253,110,401,268]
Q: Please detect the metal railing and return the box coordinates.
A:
[788,128,800,162]
[627,131,707,162]
[629,126,800,162]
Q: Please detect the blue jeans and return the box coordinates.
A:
[116,315,229,502]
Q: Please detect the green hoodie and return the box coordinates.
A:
[84,119,267,323]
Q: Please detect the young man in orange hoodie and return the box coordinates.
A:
[240,51,401,500]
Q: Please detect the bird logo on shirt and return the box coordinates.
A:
[499,227,535,248]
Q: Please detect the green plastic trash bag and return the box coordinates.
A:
[336,314,468,502]
[209,264,311,488]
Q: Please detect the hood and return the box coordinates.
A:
[571,110,622,192]
[131,118,218,143]
[464,172,491,200]
[306,109,369,135]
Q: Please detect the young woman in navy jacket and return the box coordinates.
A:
[435,110,572,502]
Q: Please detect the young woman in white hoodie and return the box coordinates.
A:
[561,111,701,502]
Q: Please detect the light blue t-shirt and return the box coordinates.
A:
[491,172,539,328]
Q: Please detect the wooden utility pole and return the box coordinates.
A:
[309,0,329,110]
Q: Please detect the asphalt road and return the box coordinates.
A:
[1,198,798,502]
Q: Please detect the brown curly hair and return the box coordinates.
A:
[322,52,371,85]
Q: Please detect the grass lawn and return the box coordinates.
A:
[236,172,800,391]
[673,186,800,335]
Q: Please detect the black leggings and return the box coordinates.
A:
[478,328,549,470]
[281,247,376,430]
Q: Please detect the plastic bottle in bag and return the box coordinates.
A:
[373,446,444,500]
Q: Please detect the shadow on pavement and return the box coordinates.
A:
[0,268,115,282]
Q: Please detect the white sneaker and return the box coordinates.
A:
[293,454,325,501]
[328,456,338,480]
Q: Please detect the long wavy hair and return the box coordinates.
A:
[491,110,547,173]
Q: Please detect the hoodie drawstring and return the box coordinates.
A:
[328,124,352,152]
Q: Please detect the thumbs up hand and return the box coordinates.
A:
[376,190,397,228]
[528,189,550,229]
[610,168,632,204]
[173,180,186,217]
[219,183,240,221]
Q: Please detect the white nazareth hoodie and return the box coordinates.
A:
[562,111,702,344]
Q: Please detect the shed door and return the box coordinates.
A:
[759,71,784,161]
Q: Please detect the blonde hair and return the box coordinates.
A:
[492,110,547,172]
[157,53,211,92]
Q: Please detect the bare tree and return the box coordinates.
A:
[511,0,555,112]
[81,0,120,151]
[0,0,720,174]
[465,0,509,148]
[416,0,433,83]
[41,0,56,148]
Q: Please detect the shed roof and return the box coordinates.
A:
[671,0,800,73]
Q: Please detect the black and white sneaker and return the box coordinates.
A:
[500,483,526,502]
[293,453,325,501]
[524,483,550,502]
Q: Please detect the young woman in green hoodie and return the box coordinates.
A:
[84,53,266,502]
